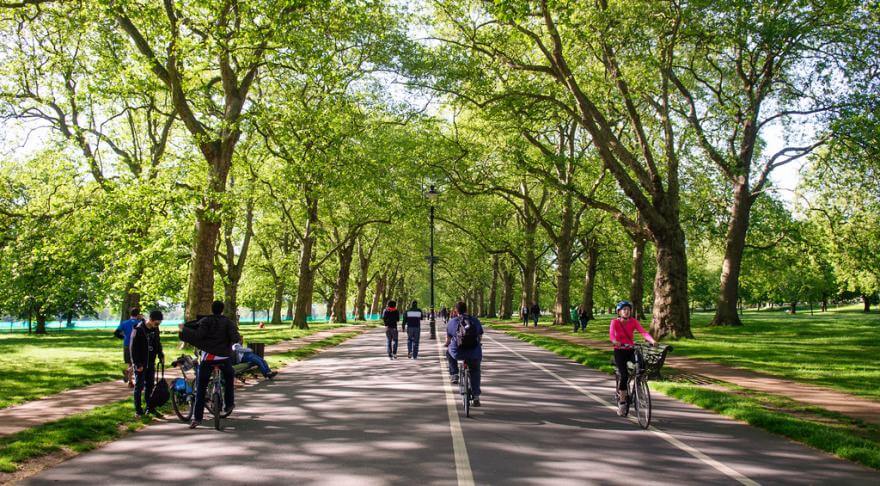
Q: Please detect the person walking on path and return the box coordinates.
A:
[445,301,484,406]
[404,300,424,359]
[381,300,400,360]
[115,307,144,386]
[575,304,590,332]
[609,300,655,416]
[439,306,449,324]
[530,302,541,327]
[130,310,164,418]
[520,304,530,327]
[179,300,241,428]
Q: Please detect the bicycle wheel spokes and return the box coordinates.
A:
[171,389,194,422]
[636,377,651,429]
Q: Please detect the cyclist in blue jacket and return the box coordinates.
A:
[445,301,484,407]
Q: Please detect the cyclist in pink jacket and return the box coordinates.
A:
[609,300,655,416]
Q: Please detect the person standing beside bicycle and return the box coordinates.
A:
[130,309,164,418]
[445,301,484,407]
[609,300,655,416]
[179,300,241,429]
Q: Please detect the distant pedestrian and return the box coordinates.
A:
[520,305,529,327]
[530,302,541,327]
[404,300,424,359]
[575,304,590,332]
[381,300,400,360]
[439,306,449,324]
[130,309,164,418]
[115,307,144,387]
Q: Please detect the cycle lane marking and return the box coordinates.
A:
[485,333,760,486]
[435,330,475,486]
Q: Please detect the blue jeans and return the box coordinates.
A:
[385,327,398,356]
[407,326,420,358]
[574,317,588,332]
[241,351,271,376]
[193,359,235,422]
[447,351,481,397]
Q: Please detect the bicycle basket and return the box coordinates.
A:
[636,344,672,380]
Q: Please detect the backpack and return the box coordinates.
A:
[455,315,480,349]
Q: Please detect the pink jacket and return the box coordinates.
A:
[609,317,655,349]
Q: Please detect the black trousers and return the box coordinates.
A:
[133,364,155,413]
[613,348,635,391]
[194,359,235,422]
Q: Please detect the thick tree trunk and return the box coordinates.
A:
[521,219,538,309]
[271,281,285,325]
[712,183,753,326]
[862,294,871,313]
[224,283,238,325]
[370,273,385,315]
[186,214,222,320]
[477,288,485,317]
[630,236,646,320]
[552,195,575,325]
[292,195,318,329]
[487,254,499,318]
[119,288,141,322]
[330,239,356,323]
[35,313,47,335]
[500,261,514,319]
[354,243,373,321]
[650,228,693,338]
[581,243,598,321]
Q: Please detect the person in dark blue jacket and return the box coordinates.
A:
[404,300,424,359]
[114,307,144,386]
[445,301,484,406]
[130,309,164,417]
[381,300,400,360]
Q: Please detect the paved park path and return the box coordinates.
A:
[0,325,366,438]
[505,324,880,426]
[21,326,877,485]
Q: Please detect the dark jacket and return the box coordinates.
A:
[382,307,400,327]
[530,304,541,316]
[405,307,423,327]
[130,322,163,368]
[180,314,241,358]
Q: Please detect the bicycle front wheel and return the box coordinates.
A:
[171,387,194,422]
[635,377,651,429]
[212,388,223,430]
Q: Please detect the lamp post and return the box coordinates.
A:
[427,185,439,339]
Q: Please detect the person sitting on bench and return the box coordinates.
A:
[233,343,277,379]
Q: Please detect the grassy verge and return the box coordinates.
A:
[496,328,880,471]
[0,323,348,410]
[0,400,165,475]
[0,329,365,478]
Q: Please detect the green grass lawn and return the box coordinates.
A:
[498,305,880,400]
[0,322,349,410]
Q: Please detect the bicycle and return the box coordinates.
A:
[458,360,473,417]
[613,343,672,429]
[170,354,197,422]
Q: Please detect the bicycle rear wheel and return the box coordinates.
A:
[212,387,222,430]
[635,376,651,429]
[461,368,470,417]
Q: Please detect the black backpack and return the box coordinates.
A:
[455,315,480,349]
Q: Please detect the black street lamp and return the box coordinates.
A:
[427,185,439,339]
